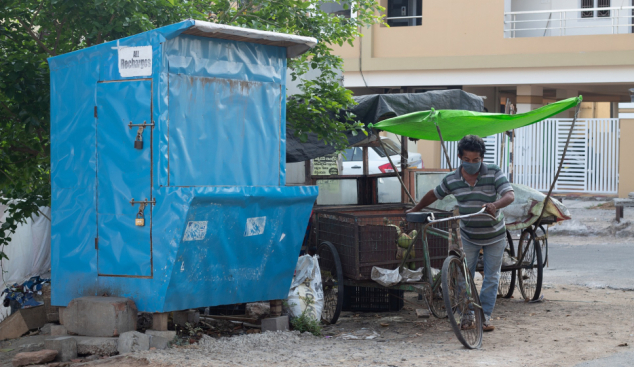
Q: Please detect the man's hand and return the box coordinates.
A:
[483,203,497,216]
[406,207,416,214]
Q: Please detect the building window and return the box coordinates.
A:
[598,0,610,18]
[387,0,422,27]
[581,0,610,18]
[321,1,352,18]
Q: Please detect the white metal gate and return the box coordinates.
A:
[440,119,620,194]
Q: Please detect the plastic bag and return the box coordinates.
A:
[287,255,324,321]
[371,267,402,287]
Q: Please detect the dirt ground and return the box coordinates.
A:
[122,281,633,367]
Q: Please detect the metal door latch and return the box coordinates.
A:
[135,203,146,226]
[134,127,144,149]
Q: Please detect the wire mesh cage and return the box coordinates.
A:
[314,206,451,280]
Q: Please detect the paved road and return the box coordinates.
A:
[542,236,634,366]
[543,238,634,290]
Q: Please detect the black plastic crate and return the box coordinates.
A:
[342,286,404,312]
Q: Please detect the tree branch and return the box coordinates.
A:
[8,145,42,156]
[0,102,19,123]
[17,19,55,56]
[53,16,67,54]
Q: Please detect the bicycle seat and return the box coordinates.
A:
[406,212,434,223]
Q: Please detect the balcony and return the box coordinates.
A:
[504,3,634,38]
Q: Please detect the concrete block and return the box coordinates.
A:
[44,336,77,362]
[117,331,150,354]
[0,306,48,341]
[75,337,119,356]
[261,316,289,332]
[173,310,199,327]
[63,297,137,337]
[152,313,168,331]
[12,349,57,367]
[50,325,67,336]
[149,335,169,350]
[145,329,176,341]
[415,309,430,318]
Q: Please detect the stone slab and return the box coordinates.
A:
[261,316,289,333]
[117,331,149,354]
[149,335,168,350]
[75,337,119,356]
[613,198,634,207]
[50,325,67,336]
[145,330,176,341]
[12,349,57,367]
[0,306,48,341]
[45,336,77,362]
[63,297,137,337]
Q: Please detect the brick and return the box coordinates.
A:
[117,331,150,354]
[145,330,176,341]
[151,313,168,331]
[12,349,57,367]
[173,310,199,327]
[45,337,77,362]
[75,337,118,356]
[63,297,137,337]
[261,316,289,333]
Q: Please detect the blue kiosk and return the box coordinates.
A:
[48,20,319,312]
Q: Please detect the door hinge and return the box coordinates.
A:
[94,106,98,118]
[95,237,98,249]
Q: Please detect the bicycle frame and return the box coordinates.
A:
[401,208,496,303]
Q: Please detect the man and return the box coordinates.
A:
[407,135,514,331]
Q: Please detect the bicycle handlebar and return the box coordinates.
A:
[425,207,497,225]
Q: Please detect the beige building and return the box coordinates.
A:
[331,0,634,197]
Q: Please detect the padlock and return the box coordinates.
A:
[135,212,145,226]
[134,134,143,149]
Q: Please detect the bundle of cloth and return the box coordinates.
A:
[2,276,50,309]
[428,183,571,231]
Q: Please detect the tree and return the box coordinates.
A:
[0,0,384,255]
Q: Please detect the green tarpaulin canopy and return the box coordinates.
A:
[370,96,582,141]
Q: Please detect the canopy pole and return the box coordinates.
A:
[535,102,581,228]
[436,124,453,171]
[379,137,416,204]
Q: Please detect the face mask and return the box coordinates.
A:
[462,161,481,175]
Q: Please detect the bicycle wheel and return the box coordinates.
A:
[497,230,516,299]
[317,241,344,324]
[428,284,447,319]
[442,255,483,349]
[535,225,548,266]
[517,229,544,302]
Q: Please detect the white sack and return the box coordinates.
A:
[287,255,324,321]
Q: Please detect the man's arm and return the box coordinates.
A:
[482,190,515,216]
[406,189,438,213]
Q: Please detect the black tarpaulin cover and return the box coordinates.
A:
[286,89,484,162]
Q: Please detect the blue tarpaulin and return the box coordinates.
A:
[48,20,318,312]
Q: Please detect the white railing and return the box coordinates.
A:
[504,6,634,38]
[440,119,620,194]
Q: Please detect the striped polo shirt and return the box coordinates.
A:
[434,163,513,246]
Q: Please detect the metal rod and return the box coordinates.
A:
[535,102,581,228]
[379,137,415,204]
[435,123,453,171]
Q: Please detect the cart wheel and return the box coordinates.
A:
[536,225,548,266]
[497,230,516,299]
[317,241,344,325]
[517,228,544,302]
[442,255,483,349]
